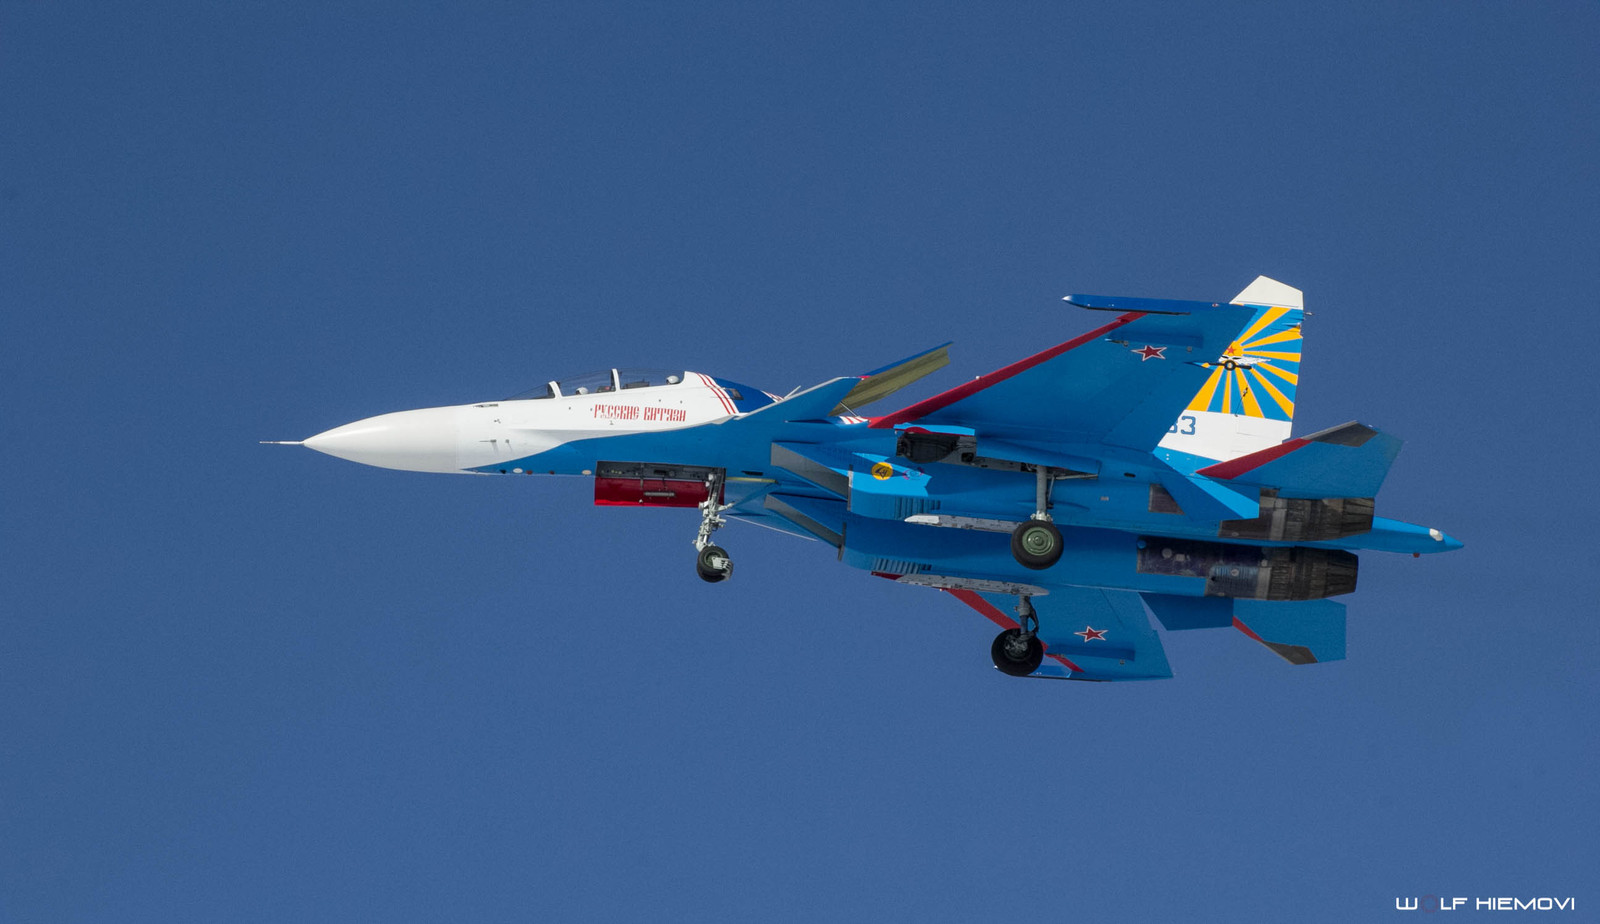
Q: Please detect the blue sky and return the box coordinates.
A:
[3,3,1596,921]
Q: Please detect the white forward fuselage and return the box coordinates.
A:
[301,371,752,475]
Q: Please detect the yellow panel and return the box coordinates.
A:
[1249,367,1295,418]
[1238,374,1264,417]
[1187,366,1224,412]
[1258,362,1299,385]
[1233,306,1288,349]
[1243,326,1302,350]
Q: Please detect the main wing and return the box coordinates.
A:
[931,583,1349,680]
[936,582,1175,681]
[870,299,1256,453]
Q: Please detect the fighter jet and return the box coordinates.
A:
[271,277,1460,681]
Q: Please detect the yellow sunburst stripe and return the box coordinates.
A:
[1238,371,1264,417]
[1187,365,1225,412]
[1233,306,1289,348]
[1257,362,1298,386]
[1243,327,1302,350]
[1244,349,1300,362]
[1220,369,1234,414]
[1249,367,1295,418]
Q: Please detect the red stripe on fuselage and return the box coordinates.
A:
[696,373,736,416]
[869,312,1146,428]
[1232,616,1265,642]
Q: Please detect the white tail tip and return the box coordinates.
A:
[1231,276,1303,310]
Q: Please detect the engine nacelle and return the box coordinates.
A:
[1136,537,1357,600]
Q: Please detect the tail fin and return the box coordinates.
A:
[1159,276,1303,463]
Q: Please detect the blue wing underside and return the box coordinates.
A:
[944,584,1175,681]
[939,584,1348,680]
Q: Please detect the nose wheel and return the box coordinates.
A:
[696,544,733,582]
[991,595,1044,676]
[692,469,733,583]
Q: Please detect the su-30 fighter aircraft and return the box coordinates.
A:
[271,277,1461,681]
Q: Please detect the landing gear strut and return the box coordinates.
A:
[693,470,733,583]
[1010,466,1062,570]
[991,595,1044,676]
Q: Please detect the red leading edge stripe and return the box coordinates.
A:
[942,587,1084,674]
[1195,436,1309,481]
[868,312,1147,428]
[942,587,1018,629]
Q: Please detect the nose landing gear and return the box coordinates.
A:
[991,595,1044,676]
[693,470,733,583]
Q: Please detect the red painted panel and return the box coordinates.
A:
[594,477,714,508]
[869,312,1145,428]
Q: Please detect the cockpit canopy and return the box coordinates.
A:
[507,369,685,400]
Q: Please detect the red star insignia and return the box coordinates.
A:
[1075,626,1107,642]
[1133,345,1166,361]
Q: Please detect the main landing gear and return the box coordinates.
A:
[1010,465,1062,570]
[991,594,1044,676]
[693,470,733,583]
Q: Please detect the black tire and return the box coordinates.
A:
[696,544,732,583]
[990,628,1044,676]
[1011,520,1063,570]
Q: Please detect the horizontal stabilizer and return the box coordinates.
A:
[1233,599,1346,665]
[1142,594,1233,631]
[1196,421,1403,498]
[831,343,951,415]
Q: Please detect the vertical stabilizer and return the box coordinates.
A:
[1159,276,1303,464]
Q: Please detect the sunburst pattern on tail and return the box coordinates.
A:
[1158,276,1304,464]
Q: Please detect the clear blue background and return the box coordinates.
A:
[4,3,1595,921]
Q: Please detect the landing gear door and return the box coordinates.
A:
[593,461,723,508]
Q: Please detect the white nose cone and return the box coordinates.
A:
[303,406,464,473]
